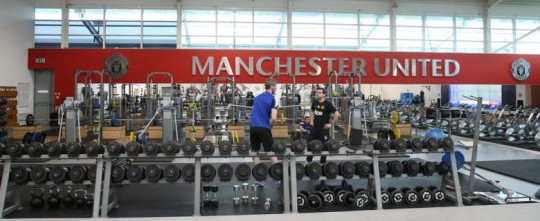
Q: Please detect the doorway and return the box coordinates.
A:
[33,70,54,126]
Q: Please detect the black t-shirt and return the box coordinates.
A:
[311,100,337,128]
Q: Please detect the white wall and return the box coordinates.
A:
[0,0,34,114]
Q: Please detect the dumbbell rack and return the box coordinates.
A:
[288,147,463,212]
[0,154,105,219]
[101,151,292,217]
[369,148,463,209]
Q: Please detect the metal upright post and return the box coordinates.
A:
[450,152,464,206]
[466,96,483,196]
[289,154,298,213]
[193,158,202,216]
[0,159,12,218]
[100,158,113,217]
[372,155,383,210]
[282,156,291,213]
[92,156,104,218]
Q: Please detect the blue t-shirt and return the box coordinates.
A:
[299,120,312,132]
[250,91,277,129]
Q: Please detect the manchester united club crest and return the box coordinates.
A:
[105,54,129,79]
[511,58,531,81]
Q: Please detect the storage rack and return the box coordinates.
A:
[0,154,105,218]
[100,150,292,217]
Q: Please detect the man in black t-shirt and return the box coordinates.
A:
[307,88,341,163]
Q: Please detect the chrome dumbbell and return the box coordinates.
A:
[233,185,240,206]
[264,198,272,211]
[251,184,259,205]
[242,183,250,204]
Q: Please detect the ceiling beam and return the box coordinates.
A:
[487,0,505,9]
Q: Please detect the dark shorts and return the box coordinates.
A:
[308,127,330,144]
[250,127,273,152]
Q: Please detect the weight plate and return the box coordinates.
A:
[6,142,24,158]
[66,142,84,157]
[235,163,251,181]
[424,137,439,152]
[306,162,322,179]
[146,164,163,183]
[381,190,391,205]
[324,139,340,153]
[271,140,287,154]
[408,138,423,152]
[127,165,145,183]
[85,141,104,157]
[11,166,30,185]
[355,161,371,178]
[218,140,233,155]
[164,165,181,183]
[371,161,388,177]
[30,166,49,184]
[236,140,250,155]
[69,165,88,184]
[126,141,142,157]
[200,140,215,155]
[182,141,197,156]
[440,137,454,151]
[322,190,336,204]
[390,190,404,204]
[404,160,420,177]
[403,188,419,204]
[421,161,436,176]
[343,191,355,207]
[295,162,305,180]
[290,139,306,153]
[322,162,338,179]
[354,189,371,206]
[388,160,404,177]
[26,142,44,158]
[162,141,180,156]
[308,139,323,153]
[297,192,308,208]
[45,142,64,158]
[182,164,195,182]
[417,188,432,203]
[144,142,161,157]
[340,162,355,179]
[49,166,69,183]
[87,166,97,183]
[106,141,125,157]
[252,163,269,181]
[111,165,127,183]
[269,163,283,180]
[437,161,450,175]
[379,138,391,153]
[201,164,216,182]
[393,138,407,152]
[217,164,234,182]
[307,194,322,210]
[432,189,446,203]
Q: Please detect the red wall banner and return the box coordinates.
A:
[28,48,540,102]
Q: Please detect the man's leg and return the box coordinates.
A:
[251,128,262,165]
[320,128,330,164]
[306,128,317,163]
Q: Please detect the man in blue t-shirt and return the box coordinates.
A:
[250,78,279,166]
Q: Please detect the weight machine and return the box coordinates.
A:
[74,70,111,141]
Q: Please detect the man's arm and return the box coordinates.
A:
[270,108,278,127]
[332,111,341,123]
[310,110,315,126]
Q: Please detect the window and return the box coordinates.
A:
[34,8,62,48]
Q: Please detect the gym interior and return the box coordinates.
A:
[1,0,540,221]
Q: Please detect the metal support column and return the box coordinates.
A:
[450,151,464,206]
[372,155,383,210]
[282,156,290,213]
[289,155,298,213]
[100,158,113,217]
[0,159,12,218]
[193,158,202,216]
[92,156,104,218]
